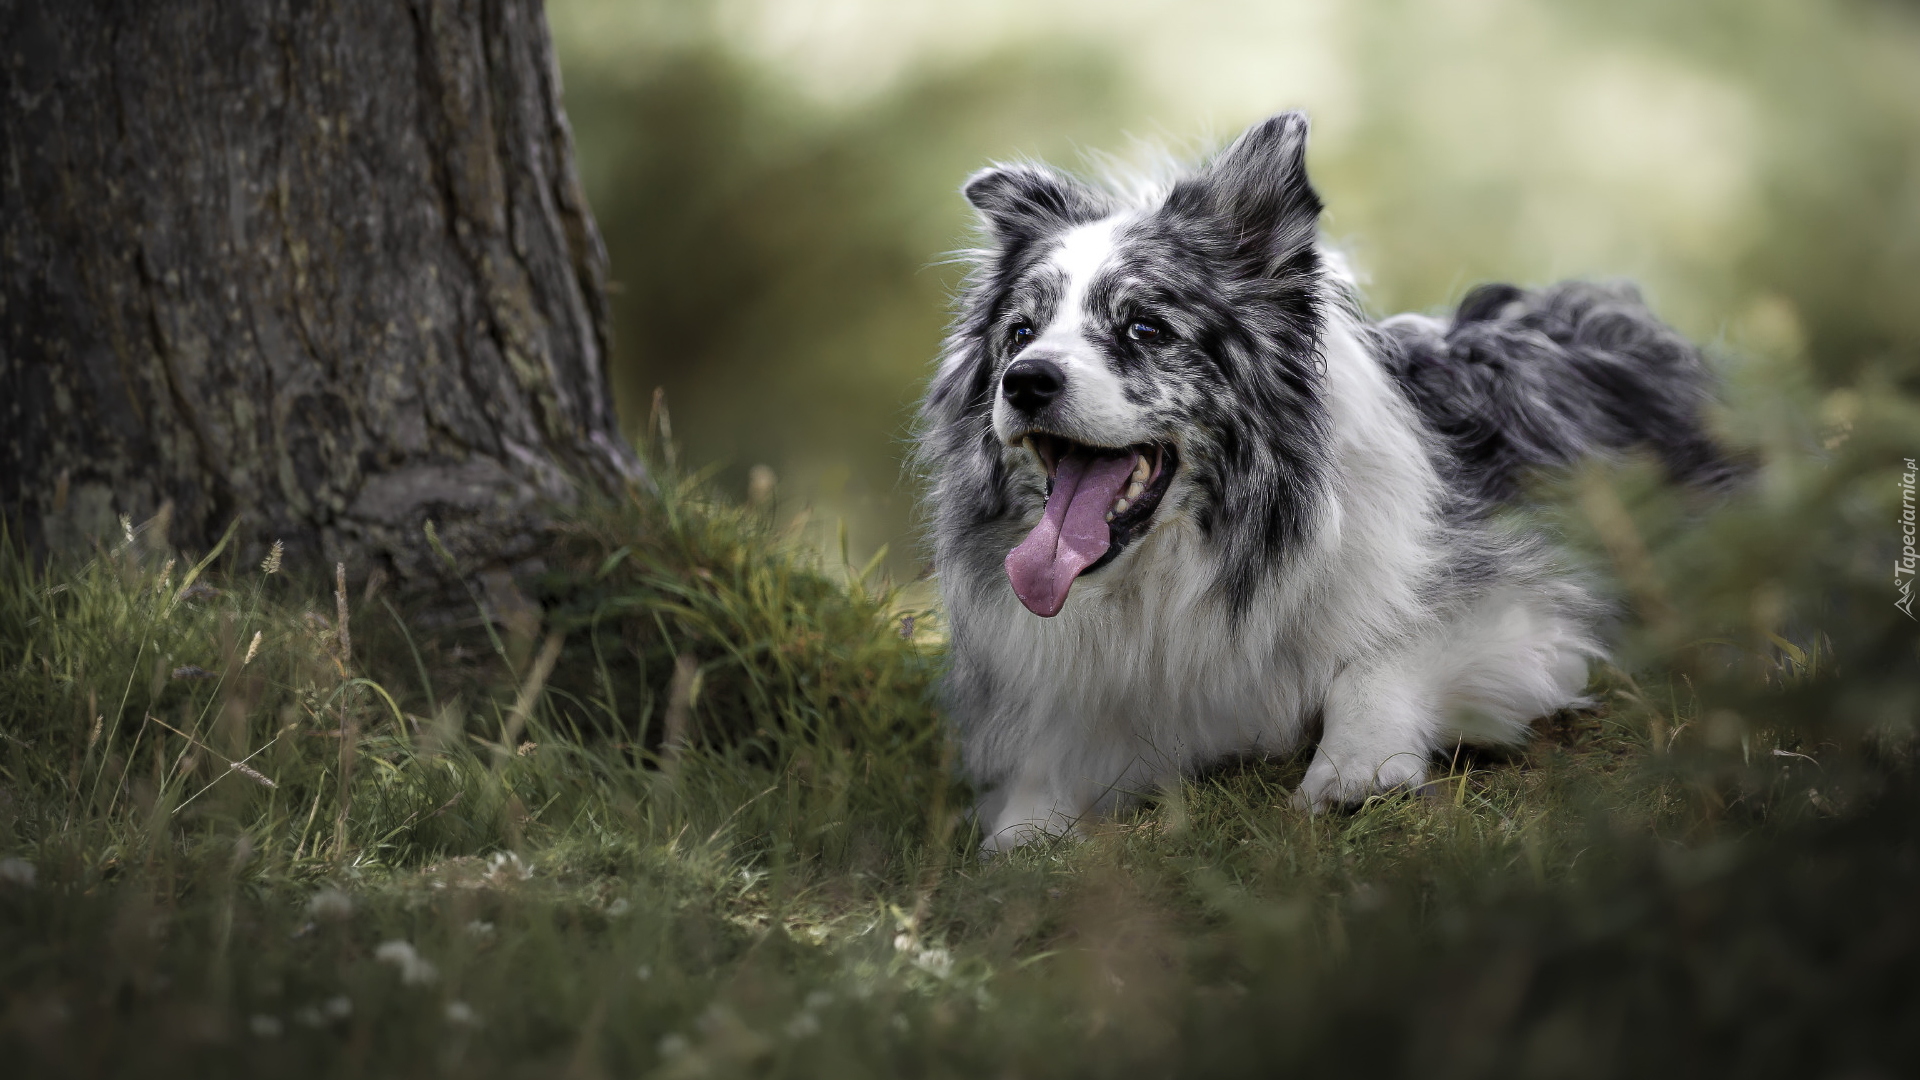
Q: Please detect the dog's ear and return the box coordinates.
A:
[963,165,1104,244]
[1174,111,1322,273]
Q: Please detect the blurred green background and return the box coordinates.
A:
[549,0,1920,574]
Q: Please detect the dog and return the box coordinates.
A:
[916,111,1741,851]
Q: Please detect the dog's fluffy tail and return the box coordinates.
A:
[1377,280,1749,504]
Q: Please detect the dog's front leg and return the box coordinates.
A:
[1295,658,1436,811]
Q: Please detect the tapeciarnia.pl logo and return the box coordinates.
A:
[1899,457,1917,620]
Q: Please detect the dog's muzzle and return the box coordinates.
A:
[1003,435,1176,617]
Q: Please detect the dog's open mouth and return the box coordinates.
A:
[1004,434,1177,617]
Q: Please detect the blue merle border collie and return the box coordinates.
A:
[916,112,1741,851]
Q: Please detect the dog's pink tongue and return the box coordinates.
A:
[1004,451,1135,617]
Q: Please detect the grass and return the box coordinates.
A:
[2,441,1917,1078]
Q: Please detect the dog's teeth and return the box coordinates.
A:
[1104,510,1114,522]
[1125,480,1144,500]
[1111,497,1131,515]
[1131,456,1150,483]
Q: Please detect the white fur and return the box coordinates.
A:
[990,216,1159,450]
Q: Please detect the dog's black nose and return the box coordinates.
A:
[1001,357,1065,413]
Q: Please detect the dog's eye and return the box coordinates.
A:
[1126,320,1163,343]
[1008,323,1035,348]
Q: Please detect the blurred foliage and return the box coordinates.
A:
[560,15,1134,567]
[555,0,1919,573]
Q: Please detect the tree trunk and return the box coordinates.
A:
[0,0,641,587]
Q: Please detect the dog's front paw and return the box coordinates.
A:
[977,783,1090,854]
[978,818,1078,855]
[1293,747,1428,812]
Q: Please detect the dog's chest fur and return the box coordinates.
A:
[941,318,1455,814]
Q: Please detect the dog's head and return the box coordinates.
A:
[923,112,1335,617]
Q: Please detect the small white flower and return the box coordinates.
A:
[464,919,495,938]
[606,898,631,917]
[323,995,353,1020]
[0,858,36,888]
[249,1014,284,1038]
[306,887,353,921]
[374,940,438,986]
[444,1001,480,1027]
[912,947,953,979]
[484,851,532,884]
[657,1033,690,1058]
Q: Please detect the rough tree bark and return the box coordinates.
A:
[0,0,641,588]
